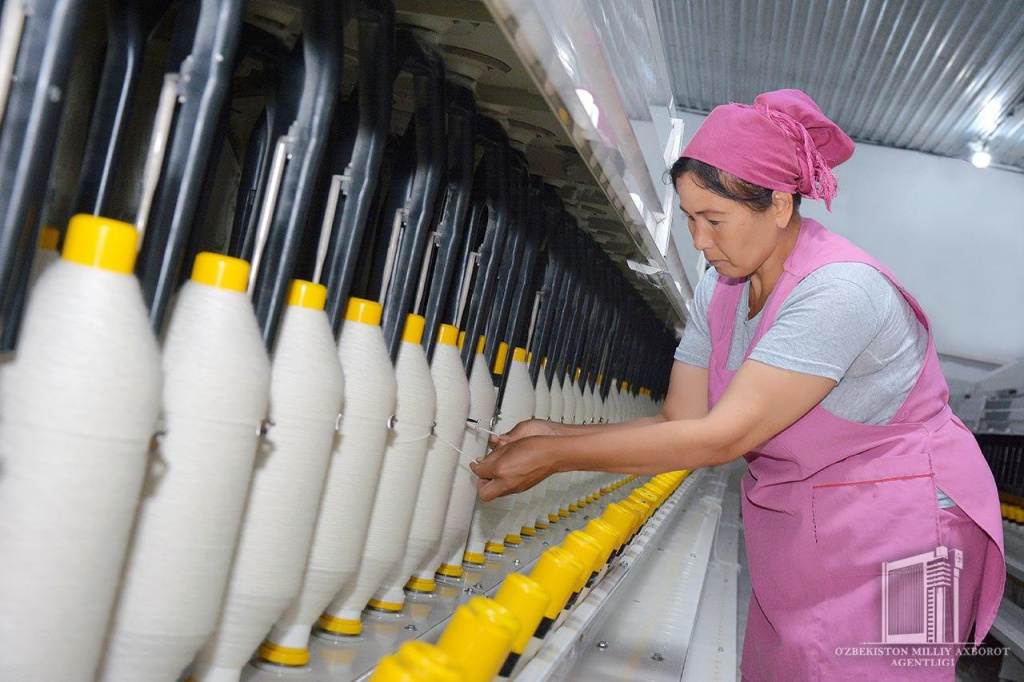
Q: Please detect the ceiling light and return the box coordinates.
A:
[971,150,992,169]
[978,99,1003,131]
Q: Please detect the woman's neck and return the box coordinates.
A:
[747,216,802,318]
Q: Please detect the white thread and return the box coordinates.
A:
[454,352,500,559]
[468,354,534,548]
[325,336,435,619]
[377,339,469,601]
[0,258,161,682]
[98,279,269,682]
[266,318,395,650]
[191,304,344,681]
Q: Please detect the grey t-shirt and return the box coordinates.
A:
[674,262,929,426]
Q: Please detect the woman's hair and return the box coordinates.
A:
[669,157,801,213]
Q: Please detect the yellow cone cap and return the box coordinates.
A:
[438,324,459,346]
[287,279,327,309]
[512,346,527,363]
[62,214,138,274]
[438,597,520,682]
[562,530,605,576]
[403,313,426,344]
[530,547,586,613]
[583,519,619,563]
[492,342,509,375]
[39,225,60,251]
[346,297,383,326]
[494,573,551,654]
[370,641,464,682]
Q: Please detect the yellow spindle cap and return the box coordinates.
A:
[371,641,464,682]
[599,504,634,546]
[494,573,551,655]
[345,297,383,326]
[62,214,138,274]
[438,324,459,346]
[493,342,509,375]
[438,597,520,682]
[512,346,528,363]
[583,519,619,563]
[403,314,426,344]
[528,351,533,363]
[287,279,327,309]
[476,335,486,355]
[562,530,605,576]
[258,641,310,666]
[190,252,250,291]
[633,487,659,507]
[38,225,60,251]
[457,330,466,349]
[574,367,582,381]
[529,548,584,618]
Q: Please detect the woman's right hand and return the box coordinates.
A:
[489,419,560,449]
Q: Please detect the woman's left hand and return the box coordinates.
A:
[470,436,557,502]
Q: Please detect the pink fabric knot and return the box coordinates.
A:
[744,101,841,210]
[680,89,855,212]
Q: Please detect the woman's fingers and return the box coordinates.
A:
[471,437,554,502]
[469,449,501,480]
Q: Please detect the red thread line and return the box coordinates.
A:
[811,473,933,490]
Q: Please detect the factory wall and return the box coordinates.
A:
[673,111,1024,372]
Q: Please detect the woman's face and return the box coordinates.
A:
[675,172,793,279]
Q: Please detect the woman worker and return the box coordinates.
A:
[470,89,1005,680]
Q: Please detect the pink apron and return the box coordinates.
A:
[706,220,1005,680]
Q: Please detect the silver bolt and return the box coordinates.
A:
[513,559,521,566]
[651,653,664,662]
[474,583,484,590]
[463,587,475,595]
[597,641,609,650]
[404,624,417,632]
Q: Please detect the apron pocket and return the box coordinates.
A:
[811,473,941,577]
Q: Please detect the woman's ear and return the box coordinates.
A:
[772,191,794,228]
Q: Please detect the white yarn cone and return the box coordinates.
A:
[561,374,576,424]
[543,374,568,519]
[534,367,551,421]
[591,382,604,423]
[191,281,343,682]
[548,373,564,424]
[428,339,495,578]
[99,254,270,682]
[566,378,586,509]
[526,371,553,528]
[264,298,395,652]
[581,380,595,424]
[502,351,540,540]
[322,314,435,627]
[468,346,534,549]
[375,324,469,602]
[0,216,161,682]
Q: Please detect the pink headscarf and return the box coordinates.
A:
[681,89,855,210]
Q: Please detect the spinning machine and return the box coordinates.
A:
[0,1,699,681]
